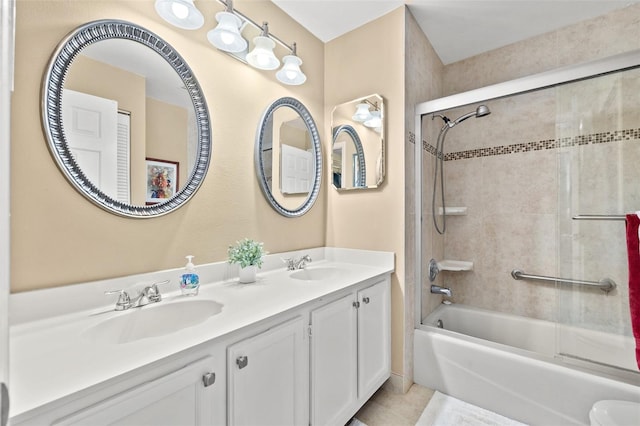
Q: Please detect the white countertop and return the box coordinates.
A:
[9,247,394,419]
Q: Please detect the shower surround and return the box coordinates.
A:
[420,67,640,342]
[403,2,640,388]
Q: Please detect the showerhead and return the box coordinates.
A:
[452,104,491,125]
[475,104,491,117]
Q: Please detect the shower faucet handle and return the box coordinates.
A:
[428,258,440,282]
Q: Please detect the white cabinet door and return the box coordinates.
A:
[310,294,358,426]
[52,357,217,426]
[357,280,391,398]
[227,317,308,426]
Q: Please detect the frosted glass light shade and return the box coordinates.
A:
[352,103,372,122]
[207,12,247,53]
[276,55,307,85]
[246,36,280,70]
[155,0,204,30]
[364,110,382,128]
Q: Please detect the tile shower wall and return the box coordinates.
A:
[421,69,640,337]
[430,88,560,322]
[404,7,443,390]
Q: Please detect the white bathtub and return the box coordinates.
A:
[414,304,640,425]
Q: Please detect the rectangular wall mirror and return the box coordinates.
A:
[331,94,385,191]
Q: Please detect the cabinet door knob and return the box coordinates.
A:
[362,296,370,304]
[352,301,360,309]
[202,372,216,387]
[236,355,249,369]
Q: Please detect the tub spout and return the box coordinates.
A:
[430,285,452,297]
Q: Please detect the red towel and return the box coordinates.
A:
[625,213,640,369]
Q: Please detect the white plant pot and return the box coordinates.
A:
[239,265,257,283]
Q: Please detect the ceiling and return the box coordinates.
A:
[271,0,638,64]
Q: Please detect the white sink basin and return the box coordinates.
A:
[85,299,223,344]
[289,267,346,282]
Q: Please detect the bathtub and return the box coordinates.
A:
[414,304,640,425]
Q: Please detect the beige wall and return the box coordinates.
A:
[12,0,325,292]
[146,98,189,196]
[325,7,406,387]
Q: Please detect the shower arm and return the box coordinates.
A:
[452,111,476,125]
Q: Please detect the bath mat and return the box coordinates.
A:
[347,418,367,426]
[416,391,527,425]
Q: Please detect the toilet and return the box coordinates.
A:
[589,400,640,426]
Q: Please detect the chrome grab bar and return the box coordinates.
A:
[572,215,626,221]
[511,269,616,293]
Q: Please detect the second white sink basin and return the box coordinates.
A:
[85,299,223,344]
[289,267,346,282]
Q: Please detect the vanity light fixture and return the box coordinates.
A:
[276,43,307,85]
[207,0,247,53]
[154,0,204,30]
[364,110,382,129]
[155,0,308,85]
[246,23,280,70]
[352,103,373,122]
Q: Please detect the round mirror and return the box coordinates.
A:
[42,20,211,218]
[255,97,322,217]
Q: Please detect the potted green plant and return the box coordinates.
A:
[227,238,267,283]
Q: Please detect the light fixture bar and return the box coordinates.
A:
[363,100,379,110]
[216,0,295,53]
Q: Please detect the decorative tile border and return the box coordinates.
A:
[409,128,640,161]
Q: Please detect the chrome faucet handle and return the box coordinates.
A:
[297,255,312,269]
[105,289,131,311]
[282,257,296,271]
[148,279,170,302]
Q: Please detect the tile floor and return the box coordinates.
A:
[353,383,435,425]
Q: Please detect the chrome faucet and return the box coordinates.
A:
[430,285,452,297]
[283,255,312,271]
[105,280,169,311]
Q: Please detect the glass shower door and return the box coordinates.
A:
[556,67,640,373]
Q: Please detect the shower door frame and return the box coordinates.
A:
[414,49,640,328]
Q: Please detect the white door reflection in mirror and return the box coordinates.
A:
[280,144,311,194]
[269,109,313,210]
[332,142,345,189]
[62,89,129,203]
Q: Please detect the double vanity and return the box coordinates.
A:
[9,247,393,425]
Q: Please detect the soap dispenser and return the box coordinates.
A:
[180,255,200,296]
